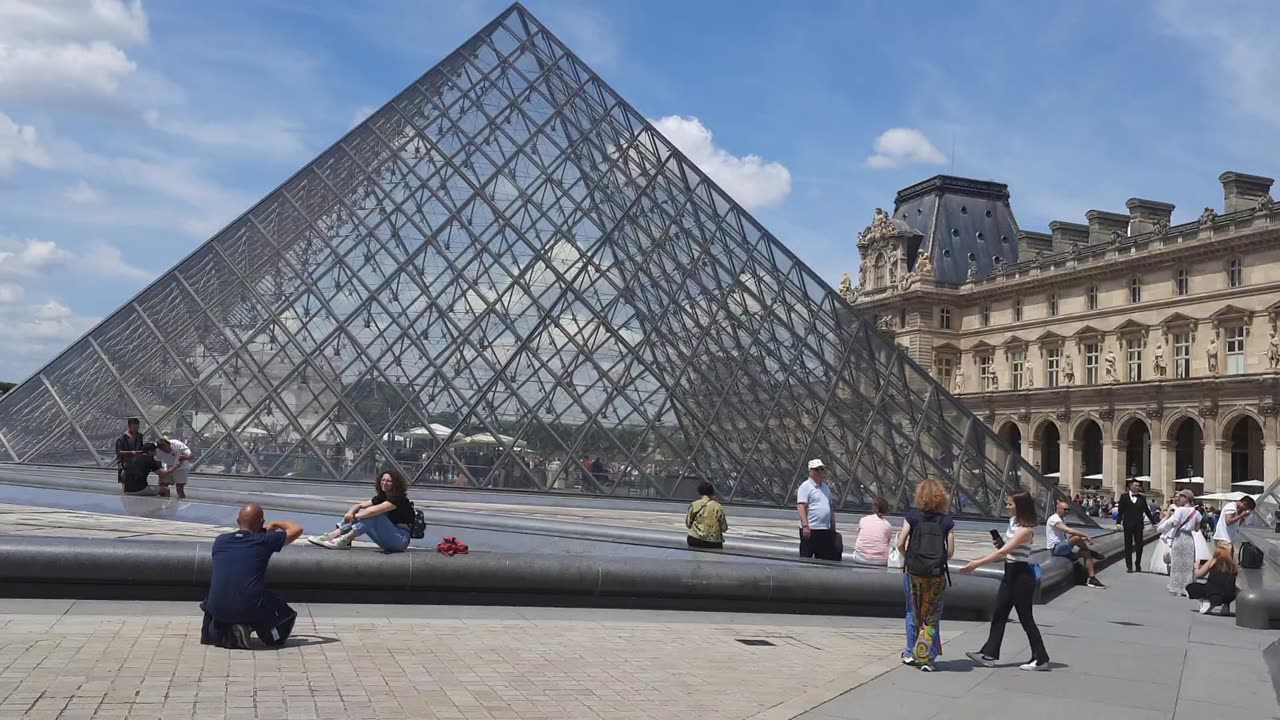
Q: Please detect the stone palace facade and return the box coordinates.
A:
[848,171,1280,501]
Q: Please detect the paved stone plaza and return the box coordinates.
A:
[0,601,916,720]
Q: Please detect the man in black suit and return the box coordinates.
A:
[1117,478,1158,572]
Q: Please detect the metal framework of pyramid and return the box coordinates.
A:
[0,3,1080,521]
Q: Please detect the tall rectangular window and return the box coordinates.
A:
[936,356,954,387]
[1226,326,1246,374]
[979,355,994,391]
[1228,258,1243,288]
[1045,347,1061,387]
[1048,292,1059,317]
[1087,285,1098,311]
[1014,297,1023,322]
[981,304,991,327]
[1174,332,1191,378]
[1085,342,1100,385]
[1010,350,1025,390]
[1175,268,1189,296]
[1129,276,1142,304]
[1126,337,1144,382]
[939,307,952,330]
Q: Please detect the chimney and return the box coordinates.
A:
[1086,210,1129,244]
[1048,221,1088,251]
[1219,171,1274,213]
[1125,198,1175,235]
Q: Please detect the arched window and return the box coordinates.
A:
[873,253,887,288]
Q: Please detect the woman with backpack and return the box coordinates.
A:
[308,469,415,552]
[895,477,955,672]
[962,492,1050,671]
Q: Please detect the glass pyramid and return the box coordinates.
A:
[0,3,1081,522]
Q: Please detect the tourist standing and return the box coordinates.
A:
[1045,499,1106,588]
[1117,479,1157,572]
[852,496,895,564]
[114,417,145,483]
[964,492,1050,671]
[1160,490,1202,596]
[896,478,954,671]
[154,437,194,499]
[1212,496,1256,551]
[685,481,728,549]
[1147,501,1177,574]
[796,459,838,560]
[201,504,303,649]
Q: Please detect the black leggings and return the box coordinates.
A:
[980,562,1048,663]
[686,536,723,549]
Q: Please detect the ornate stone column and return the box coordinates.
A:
[1263,403,1279,486]
[1158,439,1175,500]
[1101,410,1119,495]
[1202,405,1222,492]
[1148,408,1166,498]
[1062,438,1079,496]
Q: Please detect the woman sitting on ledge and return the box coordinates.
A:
[686,481,728,549]
[852,496,895,565]
[308,469,414,553]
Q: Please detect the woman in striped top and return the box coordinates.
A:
[961,492,1050,671]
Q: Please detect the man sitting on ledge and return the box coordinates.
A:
[201,503,303,649]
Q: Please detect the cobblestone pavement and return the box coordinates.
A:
[0,602,951,720]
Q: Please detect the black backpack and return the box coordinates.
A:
[1240,540,1264,569]
[905,514,949,578]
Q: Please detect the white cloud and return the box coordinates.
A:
[63,178,103,204]
[0,296,98,380]
[1156,0,1280,127]
[352,105,376,128]
[0,283,24,304]
[0,1,148,107]
[865,128,947,169]
[0,111,53,176]
[650,115,792,210]
[0,235,148,280]
[142,109,307,158]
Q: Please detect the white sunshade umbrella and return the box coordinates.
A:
[1195,491,1258,502]
[1232,480,1266,488]
[451,432,526,449]
[402,424,455,439]
[238,427,271,437]
[1177,476,1205,484]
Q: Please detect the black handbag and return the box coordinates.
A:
[832,530,844,560]
[410,508,427,540]
[1240,540,1264,569]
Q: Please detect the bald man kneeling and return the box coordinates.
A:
[200,503,303,649]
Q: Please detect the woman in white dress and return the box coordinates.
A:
[1158,490,1202,596]
[1147,502,1177,574]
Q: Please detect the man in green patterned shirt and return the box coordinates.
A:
[686,481,728,549]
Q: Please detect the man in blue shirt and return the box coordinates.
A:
[200,503,303,649]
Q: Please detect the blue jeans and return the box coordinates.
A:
[902,573,942,658]
[339,514,410,553]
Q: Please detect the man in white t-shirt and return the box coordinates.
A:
[1046,499,1105,588]
[155,437,194,499]
[796,458,839,561]
[1212,496,1256,549]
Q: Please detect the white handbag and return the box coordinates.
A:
[887,546,904,569]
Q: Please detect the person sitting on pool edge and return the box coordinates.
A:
[308,469,415,552]
[686,481,728,549]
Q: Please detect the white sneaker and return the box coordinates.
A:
[322,537,351,550]
[1197,600,1212,614]
[1019,660,1049,671]
[901,654,914,666]
[306,534,330,547]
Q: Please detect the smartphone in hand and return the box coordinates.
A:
[989,529,1002,548]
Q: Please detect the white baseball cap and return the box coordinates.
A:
[807,458,826,470]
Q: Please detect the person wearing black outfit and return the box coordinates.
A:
[201,503,303,649]
[963,492,1050,671]
[1118,478,1158,573]
[114,417,145,482]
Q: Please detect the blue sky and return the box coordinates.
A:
[0,0,1276,380]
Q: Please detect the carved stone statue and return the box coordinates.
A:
[1207,336,1220,375]
[857,207,903,246]
[953,366,965,393]
[1024,366,1035,389]
[989,369,1000,391]
[1269,331,1280,370]
[1199,207,1218,226]
[857,262,867,289]
[899,271,916,291]
[966,261,978,282]
[1063,355,1075,385]
[888,259,898,288]
[837,272,858,304]
[914,251,933,278]
[1104,350,1119,383]
[1259,195,1275,213]
[1110,229,1125,244]
[875,315,893,334]
[1152,343,1167,377]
